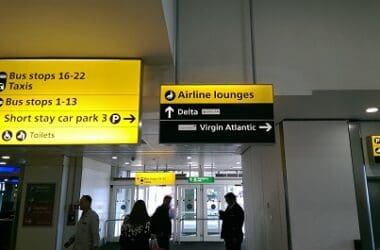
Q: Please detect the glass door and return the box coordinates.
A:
[177,185,201,241]
[109,186,134,241]
[203,185,225,241]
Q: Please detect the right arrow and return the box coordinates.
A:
[123,114,136,123]
[259,122,272,132]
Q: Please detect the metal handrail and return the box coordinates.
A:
[104,218,124,244]
[104,217,222,244]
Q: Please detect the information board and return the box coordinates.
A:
[23,183,55,226]
[135,172,176,186]
[159,84,274,143]
[0,59,141,145]
[371,136,380,163]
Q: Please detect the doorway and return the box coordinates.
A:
[108,179,244,243]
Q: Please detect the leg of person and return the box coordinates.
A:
[231,237,242,250]
[224,239,232,250]
[157,236,170,250]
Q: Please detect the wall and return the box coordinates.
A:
[80,157,111,244]
[252,0,380,95]
[359,122,380,177]
[177,0,253,83]
[242,126,288,250]
[161,0,176,60]
[177,0,380,95]
[15,155,65,250]
[282,121,360,250]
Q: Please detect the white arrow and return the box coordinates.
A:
[165,106,175,119]
[259,122,272,132]
[376,148,380,154]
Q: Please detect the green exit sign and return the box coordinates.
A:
[188,177,215,183]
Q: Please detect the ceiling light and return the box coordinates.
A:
[187,156,192,160]
[112,156,118,160]
[124,162,130,165]
[236,161,241,164]
[366,107,379,113]
[1,156,10,160]
[232,166,242,169]
[0,162,6,165]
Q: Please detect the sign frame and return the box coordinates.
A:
[0,58,143,145]
[159,84,275,144]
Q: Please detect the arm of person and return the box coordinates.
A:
[90,212,100,250]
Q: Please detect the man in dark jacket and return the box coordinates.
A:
[219,192,244,250]
[151,195,172,250]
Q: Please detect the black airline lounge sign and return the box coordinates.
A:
[159,84,274,143]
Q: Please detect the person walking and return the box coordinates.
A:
[64,195,100,250]
[119,200,151,250]
[219,192,244,250]
[150,195,173,250]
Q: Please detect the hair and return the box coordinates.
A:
[82,195,92,205]
[224,192,236,200]
[128,200,150,226]
[163,195,172,202]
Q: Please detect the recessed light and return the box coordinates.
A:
[236,161,241,164]
[187,156,192,160]
[112,156,118,160]
[1,156,10,160]
[124,162,130,165]
[0,162,6,165]
[4,179,8,182]
[366,107,379,113]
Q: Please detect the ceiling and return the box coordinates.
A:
[0,1,172,64]
[0,2,380,171]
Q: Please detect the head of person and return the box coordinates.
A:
[129,200,149,226]
[79,195,92,211]
[163,195,172,208]
[224,192,236,206]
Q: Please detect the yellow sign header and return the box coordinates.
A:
[135,172,176,186]
[371,136,380,156]
[0,59,141,145]
[0,59,141,94]
[160,84,273,104]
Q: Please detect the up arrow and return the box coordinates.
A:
[259,122,272,132]
[165,106,175,119]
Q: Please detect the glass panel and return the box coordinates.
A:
[180,188,197,237]
[226,185,245,234]
[146,186,175,216]
[205,186,224,236]
[114,187,133,237]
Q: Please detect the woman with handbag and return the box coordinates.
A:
[119,200,151,250]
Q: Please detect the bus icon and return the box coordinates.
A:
[0,72,7,92]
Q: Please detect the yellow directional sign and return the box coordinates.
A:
[135,172,176,186]
[0,59,141,145]
[160,84,273,104]
[371,136,380,157]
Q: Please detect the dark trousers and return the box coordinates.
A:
[224,238,242,250]
[157,236,170,250]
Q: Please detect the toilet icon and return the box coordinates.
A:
[2,130,12,141]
